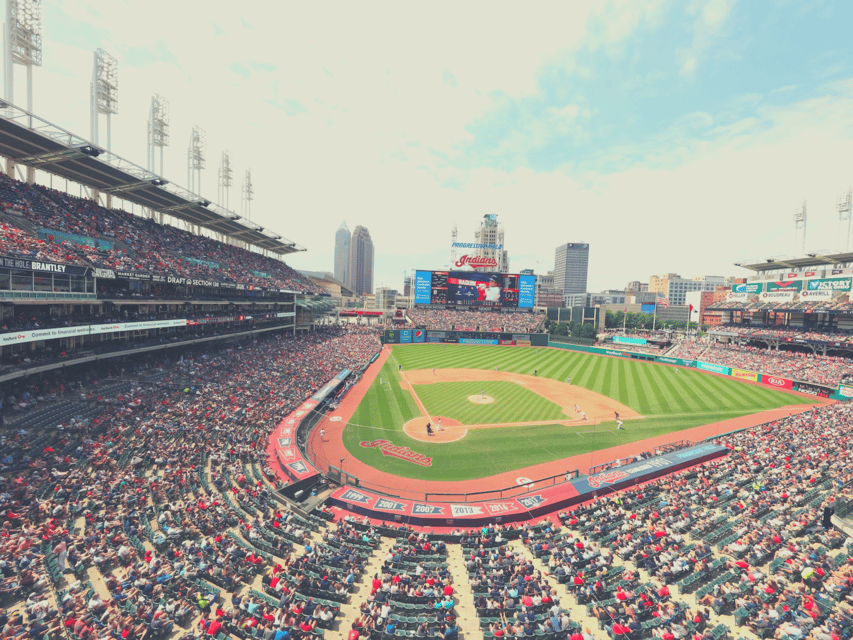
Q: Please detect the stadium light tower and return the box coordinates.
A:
[147,94,169,175]
[793,201,807,256]
[217,150,233,210]
[838,188,852,251]
[187,125,206,195]
[89,48,118,152]
[3,0,42,117]
[241,168,253,221]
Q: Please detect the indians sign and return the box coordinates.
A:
[359,440,433,467]
[454,254,498,269]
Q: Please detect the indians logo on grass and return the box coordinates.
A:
[359,439,433,467]
[587,469,630,488]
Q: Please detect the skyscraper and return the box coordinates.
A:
[471,214,509,272]
[349,225,374,296]
[554,242,590,298]
[334,221,350,286]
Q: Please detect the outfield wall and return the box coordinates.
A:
[547,341,843,400]
[329,443,728,526]
[384,329,548,346]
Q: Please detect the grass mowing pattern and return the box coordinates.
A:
[413,381,566,424]
[340,344,801,482]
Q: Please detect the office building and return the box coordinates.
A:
[471,214,509,272]
[649,273,730,306]
[554,242,589,296]
[334,221,350,287]
[349,225,374,296]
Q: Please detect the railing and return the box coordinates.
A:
[0,290,96,300]
[323,466,580,503]
[588,439,695,476]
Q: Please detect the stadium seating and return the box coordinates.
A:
[408,308,544,332]
[0,172,324,294]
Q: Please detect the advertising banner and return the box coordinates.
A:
[838,385,853,399]
[726,292,749,301]
[730,368,759,382]
[804,277,852,292]
[412,329,425,343]
[516,340,531,346]
[761,375,794,391]
[760,291,795,301]
[613,336,648,345]
[518,275,536,309]
[512,334,531,341]
[499,339,515,345]
[696,361,731,375]
[792,381,831,399]
[0,255,91,276]
[732,282,763,294]
[400,330,412,343]
[799,290,834,301]
[459,338,499,345]
[765,280,802,292]
[414,271,432,304]
[641,304,656,314]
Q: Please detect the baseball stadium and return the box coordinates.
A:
[3,5,853,640]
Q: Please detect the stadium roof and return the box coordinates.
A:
[300,270,355,296]
[734,250,853,272]
[0,101,305,256]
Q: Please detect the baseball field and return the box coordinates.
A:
[338,344,802,481]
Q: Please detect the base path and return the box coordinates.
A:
[403,368,639,422]
[305,347,830,501]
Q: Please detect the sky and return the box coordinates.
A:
[14,0,853,293]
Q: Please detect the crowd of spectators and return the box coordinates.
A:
[408,308,544,333]
[0,173,324,294]
[711,325,853,344]
[697,344,853,386]
[554,402,853,640]
[0,325,382,640]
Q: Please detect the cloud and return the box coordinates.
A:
[678,0,738,78]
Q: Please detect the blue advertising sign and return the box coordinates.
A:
[413,329,425,343]
[613,336,648,346]
[519,274,536,308]
[400,330,412,343]
[414,271,433,304]
[459,338,499,345]
[697,361,731,376]
[641,304,656,314]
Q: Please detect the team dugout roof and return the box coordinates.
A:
[0,102,305,256]
[734,250,853,272]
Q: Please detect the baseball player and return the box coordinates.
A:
[579,410,587,421]
[437,417,442,431]
[476,274,502,303]
[320,428,326,441]
[616,419,625,430]
[481,389,485,399]
[567,376,571,385]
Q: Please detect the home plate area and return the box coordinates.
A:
[403,417,467,443]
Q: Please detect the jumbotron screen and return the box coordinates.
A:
[414,270,535,308]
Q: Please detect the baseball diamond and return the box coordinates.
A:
[306,343,822,484]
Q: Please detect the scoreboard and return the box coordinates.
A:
[414,270,535,308]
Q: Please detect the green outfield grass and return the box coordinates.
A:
[413,380,566,425]
[340,344,805,481]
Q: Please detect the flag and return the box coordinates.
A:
[656,295,670,308]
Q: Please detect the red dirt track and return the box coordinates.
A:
[303,345,831,501]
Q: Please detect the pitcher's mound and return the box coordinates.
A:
[468,395,494,404]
